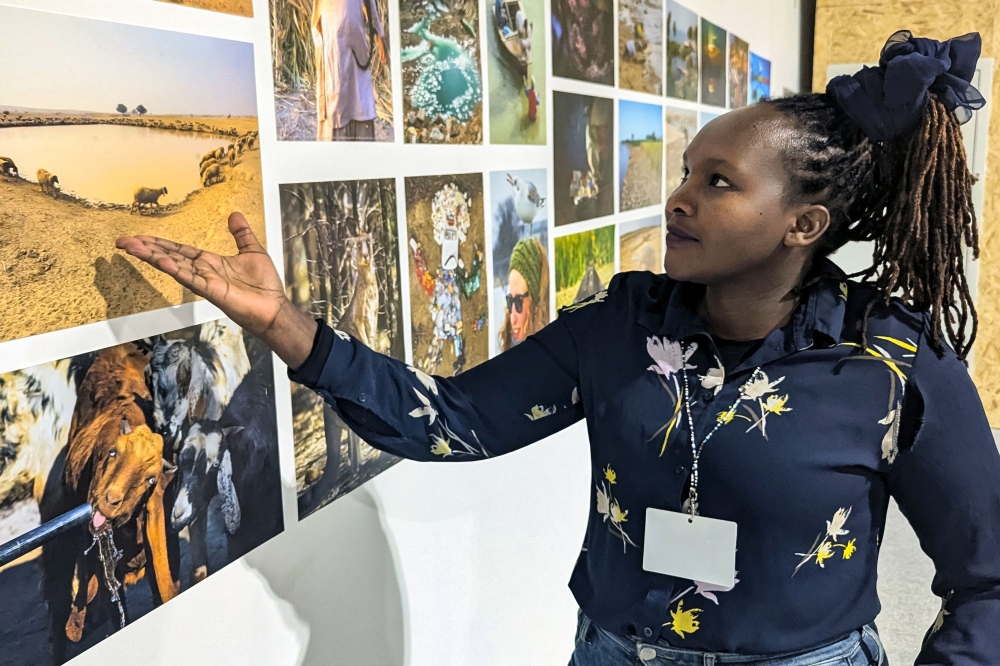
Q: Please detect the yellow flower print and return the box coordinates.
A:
[717,410,736,425]
[610,501,628,524]
[604,465,617,485]
[762,394,792,415]
[429,434,453,458]
[664,600,703,638]
[842,539,857,560]
[815,541,834,567]
[839,282,849,300]
[525,404,556,421]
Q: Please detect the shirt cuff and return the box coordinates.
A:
[288,319,335,388]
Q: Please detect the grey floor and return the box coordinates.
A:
[876,500,940,665]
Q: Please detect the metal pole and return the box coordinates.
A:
[0,504,92,567]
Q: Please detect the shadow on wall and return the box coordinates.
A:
[93,255,172,320]
[244,484,406,666]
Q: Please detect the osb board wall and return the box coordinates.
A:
[814,0,1000,425]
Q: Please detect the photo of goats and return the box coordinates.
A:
[0,6,265,344]
[280,179,406,519]
[0,319,283,665]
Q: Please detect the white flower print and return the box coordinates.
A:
[596,484,610,520]
[740,371,785,401]
[647,337,698,379]
[693,575,740,604]
[408,388,438,425]
[826,507,852,542]
[333,328,351,341]
[699,358,725,396]
[572,387,580,405]
[408,365,439,395]
[927,591,953,641]
[525,405,557,421]
[562,289,607,312]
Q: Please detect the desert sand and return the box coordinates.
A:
[0,116,264,343]
[620,225,663,273]
[621,141,663,211]
[157,0,253,17]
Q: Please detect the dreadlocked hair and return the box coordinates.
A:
[765,92,979,360]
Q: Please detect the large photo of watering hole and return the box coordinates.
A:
[553,92,614,227]
[619,100,663,212]
[0,319,282,665]
[279,179,405,519]
[488,0,546,144]
[551,0,614,85]
[0,7,264,345]
[490,169,550,356]
[666,0,698,101]
[555,225,616,311]
[619,215,663,273]
[618,0,663,94]
[406,174,488,377]
[400,0,484,144]
[664,107,697,194]
[156,0,253,16]
[270,0,394,142]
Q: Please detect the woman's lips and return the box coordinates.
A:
[666,226,699,246]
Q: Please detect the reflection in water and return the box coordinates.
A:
[0,124,232,205]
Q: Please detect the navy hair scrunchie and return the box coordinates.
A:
[826,30,986,142]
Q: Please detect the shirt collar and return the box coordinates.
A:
[638,258,848,357]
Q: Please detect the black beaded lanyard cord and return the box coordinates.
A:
[679,365,764,522]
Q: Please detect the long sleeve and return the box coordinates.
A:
[288,294,606,462]
[888,324,1000,665]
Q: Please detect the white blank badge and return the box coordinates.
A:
[642,508,737,588]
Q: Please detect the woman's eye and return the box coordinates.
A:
[709,174,733,188]
[680,167,690,182]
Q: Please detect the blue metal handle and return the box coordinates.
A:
[0,504,92,567]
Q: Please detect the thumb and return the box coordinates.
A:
[228,212,265,254]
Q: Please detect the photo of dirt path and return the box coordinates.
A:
[619,216,662,273]
[619,100,663,212]
[158,0,253,17]
[0,7,262,344]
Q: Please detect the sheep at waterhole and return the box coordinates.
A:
[131,186,168,215]
[0,156,18,177]
[37,168,60,196]
[202,165,224,187]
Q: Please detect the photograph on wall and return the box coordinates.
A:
[0,319,281,665]
[399,0,483,144]
[618,0,663,94]
[664,107,697,194]
[729,33,749,108]
[619,100,663,212]
[750,52,771,103]
[699,110,722,128]
[0,7,264,345]
[279,179,405,519]
[551,0,614,85]
[553,92,614,227]
[700,18,727,107]
[405,174,488,376]
[270,0,394,142]
[488,0,546,144]
[490,170,549,355]
[555,225,616,311]
[665,0,698,101]
[156,0,253,17]
[619,215,663,273]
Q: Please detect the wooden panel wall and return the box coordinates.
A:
[813,0,1000,425]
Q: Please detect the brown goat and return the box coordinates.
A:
[45,345,177,648]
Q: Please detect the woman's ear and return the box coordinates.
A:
[786,204,831,248]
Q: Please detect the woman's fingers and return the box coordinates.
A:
[228,212,265,254]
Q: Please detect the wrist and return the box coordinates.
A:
[260,299,318,370]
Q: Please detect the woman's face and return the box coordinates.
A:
[508,269,532,342]
[663,105,809,285]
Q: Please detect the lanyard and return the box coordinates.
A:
[680,366,763,519]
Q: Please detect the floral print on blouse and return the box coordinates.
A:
[290,258,1000,660]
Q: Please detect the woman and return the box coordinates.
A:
[499,236,550,352]
[118,31,1000,665]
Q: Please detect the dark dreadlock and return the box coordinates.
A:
[765,92,979,360]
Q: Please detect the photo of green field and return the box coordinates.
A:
[555,225,616,311]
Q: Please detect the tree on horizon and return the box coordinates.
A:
[116,103,127,115]
[136,104,148,116]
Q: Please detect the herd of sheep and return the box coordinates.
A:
[0,124,258,215]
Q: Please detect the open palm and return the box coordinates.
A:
[116,212,285,338]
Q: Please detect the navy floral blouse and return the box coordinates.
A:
[290,258,1000,661]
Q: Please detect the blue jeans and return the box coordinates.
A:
[569,612,887,666]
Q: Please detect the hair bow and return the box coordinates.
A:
[826,30,985,142]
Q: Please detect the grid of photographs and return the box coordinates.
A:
[0,0,777,661]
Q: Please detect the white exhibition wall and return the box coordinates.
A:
[38,0,807,665]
